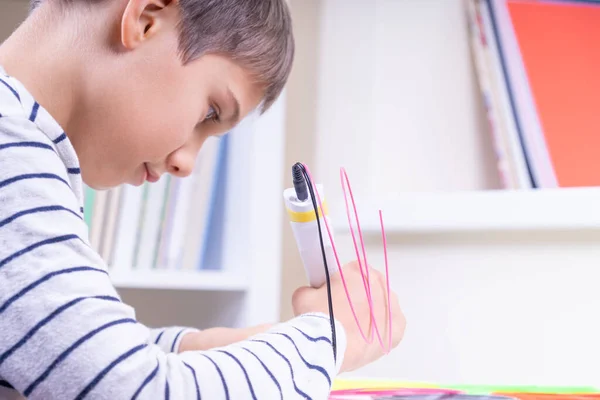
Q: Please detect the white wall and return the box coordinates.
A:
[282,0,600,387]
[332,230,600,386]
[312,0,501,198]
[281,0,324,320]
[0,0,28,41]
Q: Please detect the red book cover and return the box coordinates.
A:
[507,0,600,187]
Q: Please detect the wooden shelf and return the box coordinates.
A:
[331,187,600,234]
[109,269,249,291]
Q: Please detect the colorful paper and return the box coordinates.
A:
[330,379,600,400]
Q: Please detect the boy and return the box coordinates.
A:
[0,0,406,398]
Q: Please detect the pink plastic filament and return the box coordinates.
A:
[300,163,393,354]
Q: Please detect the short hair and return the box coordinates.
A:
[30,0,294,113]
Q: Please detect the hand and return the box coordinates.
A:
[178,323,272,352]
[292,260,405,372]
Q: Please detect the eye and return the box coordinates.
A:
[204,106,220,123]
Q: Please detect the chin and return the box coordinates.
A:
[128,180,145,188]
[86,184,110,191]
[93,182,117,191]
[84,177,127,191]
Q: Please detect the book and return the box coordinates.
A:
[82,135,229,273]
[179,135,227,270]
[89,189,108,251]
[109,184,144,270]
[99,186,122,261]
[468,0,600,188]
[466,0,534,189]
[133,175,169,269]
[467,0,516,189]
[497,0,600,188]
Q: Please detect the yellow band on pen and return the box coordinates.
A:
[286,201,328,223]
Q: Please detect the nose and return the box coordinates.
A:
[166,147,195,178]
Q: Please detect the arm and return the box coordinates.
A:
[0,117,346,399]
[149,323,274,354]
[177,324,273,352]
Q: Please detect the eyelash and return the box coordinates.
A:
[205,106,220,123]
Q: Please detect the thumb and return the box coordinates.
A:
[291,285,316,316]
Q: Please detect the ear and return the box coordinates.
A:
[120,0,176,50]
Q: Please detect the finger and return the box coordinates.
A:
[393,308,407,347]
[291,285,314,315]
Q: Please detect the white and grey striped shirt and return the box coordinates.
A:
[0,66,346,400]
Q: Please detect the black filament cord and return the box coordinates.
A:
[292,162,337,363]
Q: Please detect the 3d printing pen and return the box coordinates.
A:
[283,163,338,288]
[283,162,394,353]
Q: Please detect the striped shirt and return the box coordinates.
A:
[0,65,346,399]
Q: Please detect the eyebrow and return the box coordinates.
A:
[225,88,240,124]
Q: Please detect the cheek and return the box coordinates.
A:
[98,59,200,164]
[124,95,196,161]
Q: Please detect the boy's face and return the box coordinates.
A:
[71,0,264,189]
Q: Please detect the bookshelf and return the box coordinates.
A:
[110,270,249,291]
[332,187,600,235]
[315,0,600,238]
[110,95,288,329]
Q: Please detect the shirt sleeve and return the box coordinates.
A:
[0,116,347,399]
[148,327,199,353]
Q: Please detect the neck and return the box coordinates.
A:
[0,6,86,134]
